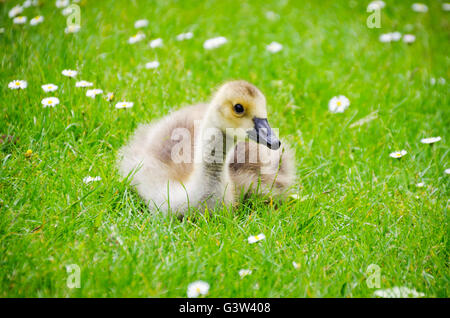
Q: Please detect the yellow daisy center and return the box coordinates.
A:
[254,235,259,240]
[48,100,53,104]
[337,101,342,106]
[15,82,20,86]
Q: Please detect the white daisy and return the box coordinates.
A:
[416,182,425,188]
[403,34,416,44]
[86,89,103,98]
[412,3,428,13]
[75,80,93,88]
[265,11,280,21]
[22,0,38,8]
[134,19,149,29]
[8,5,23,18]
[145,61,160,69]
[41,84,58,92]
[65,25,80,34]
[420,136,441,144]
[367,1,385,11]
[445,168,450,175]
[55,0,69,8]
[62,6,74,16]
[239,269,252,278]
[379,33,393,43]
[176,32,194,41]
[83,176,101,184]
[438,77,446,85]
[203,36,227,50]
[62,69,77,77]
[328,95,350,113]
[115,101,134,109]
[389,150,407,158]
[187,281,210,298]
[266,41,283,53]
[292,261,300,269]
[41,97,60,107]
[390,32,402,41]
[13,16,27,24]
[105,92,114,102]
[248,233,266,244]
[128,32,145,44]
[374,286,424,298]
[443,3,450,11]
[8,80,27,90]
[30,15,44,26]
[150,38,163,48]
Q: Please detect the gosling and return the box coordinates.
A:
[118,80,296,216]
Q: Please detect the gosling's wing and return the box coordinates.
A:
[118,103,207,185]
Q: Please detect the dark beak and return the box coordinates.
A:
[247,117,281,150]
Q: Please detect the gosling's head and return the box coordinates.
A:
[208,80,281,150]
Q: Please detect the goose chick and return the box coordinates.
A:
[118,80,296,216]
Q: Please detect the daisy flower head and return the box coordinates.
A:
[86,89,103,98]
[105,92,114,102]
[145,61,159,69]
[55,0,69,8]
[367,1,386,11]
[379,33,393,43]
[416,182,425,188]
[9,5,23,18]
[239,269,252,278]
[83,176,101,184]
[389,150,407,159]
[187,281,210,298]
[30,15,44,26]
[176,32,193,41]
[390,32,402,41]
[203,36,227,50]
[443,3,450,11]
[265,11,280,21]
[403,34,416,44]
[134,19,149,29]
[149,38,163,48]
[8,80,27,90]
[41,97,60,107]
[445,168,450,175]
[328,95,350,113]
[75,80,93,88]
[248,233,266,244]
[13,16,27,24]
[41,84,58,92]
[62,6,74,16]
[128,32,145,44]
[412,3,428,13]
[420,136,441,144]
[292,261,300,269]
[62,69,77,77]
[22,0,38,8]
[115,101,134,109]
[374,286,424,298]
[266,41,283,53]
[65,25,80,34]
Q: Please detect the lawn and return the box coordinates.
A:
[0,0,448,298]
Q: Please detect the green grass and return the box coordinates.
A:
[0,0,449,297]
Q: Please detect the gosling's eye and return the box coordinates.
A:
[233,104,245,114]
